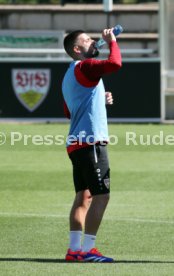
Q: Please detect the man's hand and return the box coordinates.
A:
[105,92,113,105]
[102,28,116,44]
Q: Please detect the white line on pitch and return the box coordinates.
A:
[0,212,66,218]
[0,212,173,224]
[106,217,174,224]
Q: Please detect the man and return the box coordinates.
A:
[62,28,122,262]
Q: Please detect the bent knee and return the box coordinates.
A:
[75,190,92,207]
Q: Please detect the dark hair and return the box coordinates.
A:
[63,30,85,58]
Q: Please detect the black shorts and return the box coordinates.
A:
[69,144,110,195]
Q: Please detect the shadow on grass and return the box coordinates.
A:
[0,258,174,264]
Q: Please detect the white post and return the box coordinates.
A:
[103,0,113,12]
[103,0,113,28]
[160,0,165,122]
[160,0,174,121]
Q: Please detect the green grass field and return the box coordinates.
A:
[0,123,174,276]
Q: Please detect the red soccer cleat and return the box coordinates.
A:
[65,249,83,262]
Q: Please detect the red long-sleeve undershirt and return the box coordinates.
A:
[63,40,122,119]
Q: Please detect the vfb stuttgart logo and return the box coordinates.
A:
[12,69,51,112]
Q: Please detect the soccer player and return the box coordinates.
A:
[62,28,122,262]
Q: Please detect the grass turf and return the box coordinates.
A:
[0,123,174,276]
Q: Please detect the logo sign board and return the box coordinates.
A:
[12,69,51,112]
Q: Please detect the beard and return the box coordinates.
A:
[83,47,99,58]
[91,48,100,58]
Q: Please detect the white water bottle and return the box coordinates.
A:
[95,24,123,49]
